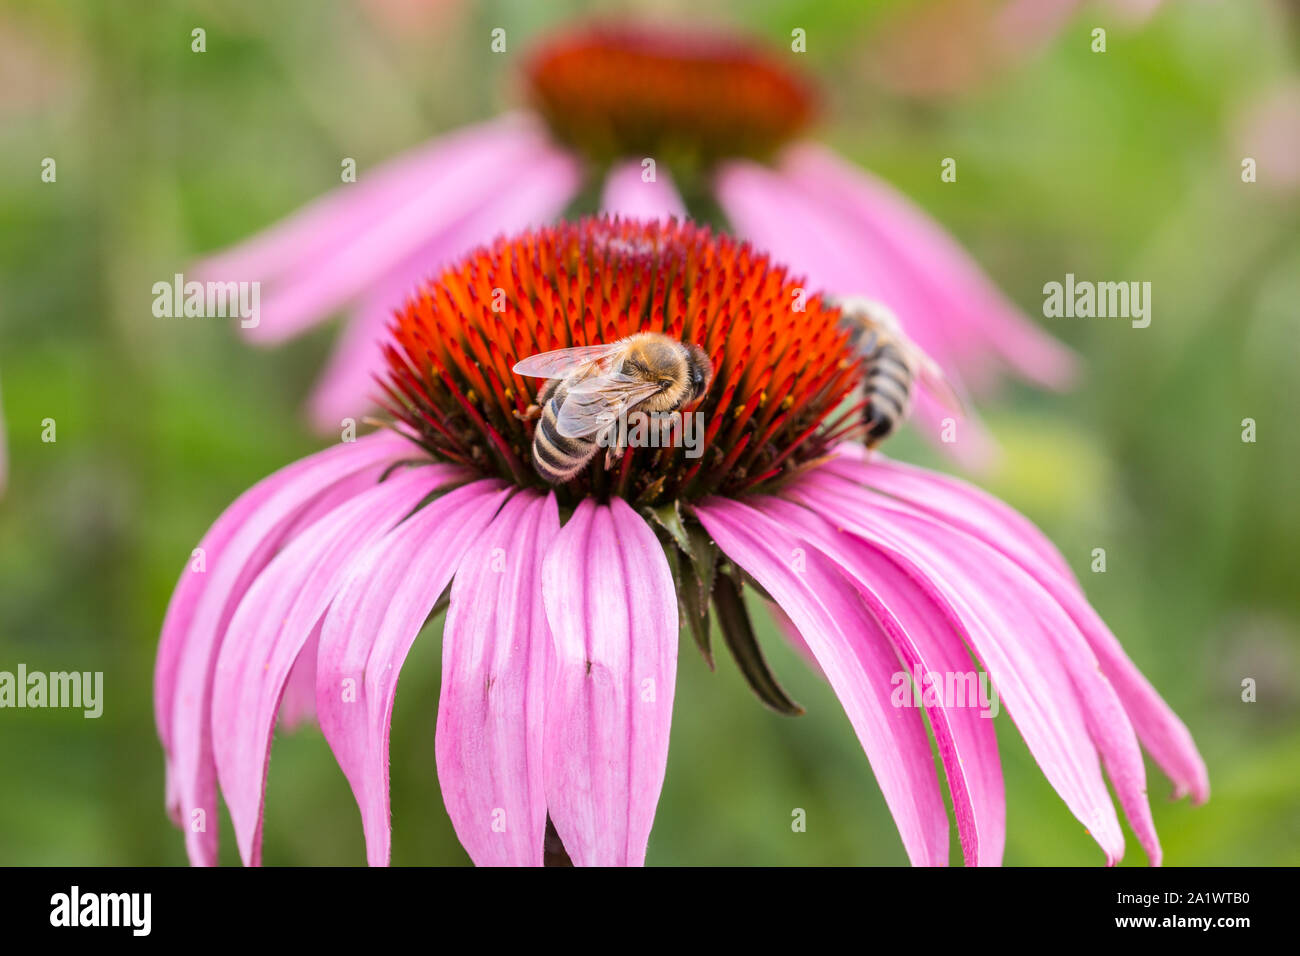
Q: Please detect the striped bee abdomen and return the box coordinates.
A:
[861,339,914,446]
[532,380,599,484]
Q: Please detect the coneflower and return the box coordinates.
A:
[158,217,1204,867]
[198,21,1074,460]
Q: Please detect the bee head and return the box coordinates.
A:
[685,344,713,401]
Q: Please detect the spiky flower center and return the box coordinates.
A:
[379,217,861,508]
[524,25,816,169]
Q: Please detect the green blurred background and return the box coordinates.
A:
[1,0,1297,865]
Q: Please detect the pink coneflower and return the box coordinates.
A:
[158,217,1205,866]
[199,22,1075,460]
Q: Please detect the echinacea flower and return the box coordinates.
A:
[198,21,1075,461]
[157,217,1205,866]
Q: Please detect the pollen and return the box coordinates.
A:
[524,24,816,168]
[379,217,859,507]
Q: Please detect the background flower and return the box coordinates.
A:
[196,20,1076,465]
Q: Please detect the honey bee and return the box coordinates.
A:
[513,333,713,484]
[832,296,963,446]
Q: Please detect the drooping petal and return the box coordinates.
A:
[435,490,559,866]
[827,446,1075,580]
[764,600,825,679]
[254,146,580,344]
[777,144,1079,390]
[196,116,539,287]
[197,116,566,342]
[210,463,465,866]
[158,431,412,864]
[911,390,1000,472]
[541,498,678,866]
[694,497,951,866]
[600,159,687,221]
[844,478,1160,862]
[756,495,1006,866]
[314,480,512,866]
[304,268,422,436]
[304,150,584,431]
[789,473,1129,863]
[829,450,1208,805]
[277,631,319,731]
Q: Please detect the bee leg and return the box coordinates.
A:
[604,437,628,469]
[514,404,542,422]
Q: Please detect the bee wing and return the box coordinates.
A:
[512,343,624,380]
[555,374,662,439]
[909,345,966,418]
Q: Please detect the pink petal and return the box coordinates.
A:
[210,463,464,866]
[196,115,549,323]
[790,473,1128,863]
[911,389,1001,472]
[303,270,420,435]
[541,498,678,866]
[777,144,1079,390]
[277,630,318,731]
[756,495,1006,866]
[435,490,559,866]
[830,449,1208,805]
[828,447,1075,581]
[806,474,1161,863]
[600,159,687,221]
[764,600,825,679]
[694,497,950,866]
[158,431,412,864]
[304,150,584,431]
[315,480,512,865]
[250,143,580,343]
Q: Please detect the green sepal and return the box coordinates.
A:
[713,570,804,716]
[648,501,692,555]
[685,522,718,611]
[647,501,721,649]
[659,530,714,669]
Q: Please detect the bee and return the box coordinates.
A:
[831,296,962,446]
[513,333,713,484]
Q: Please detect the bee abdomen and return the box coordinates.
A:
[862,342,914,445]
[532,389,596,484]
